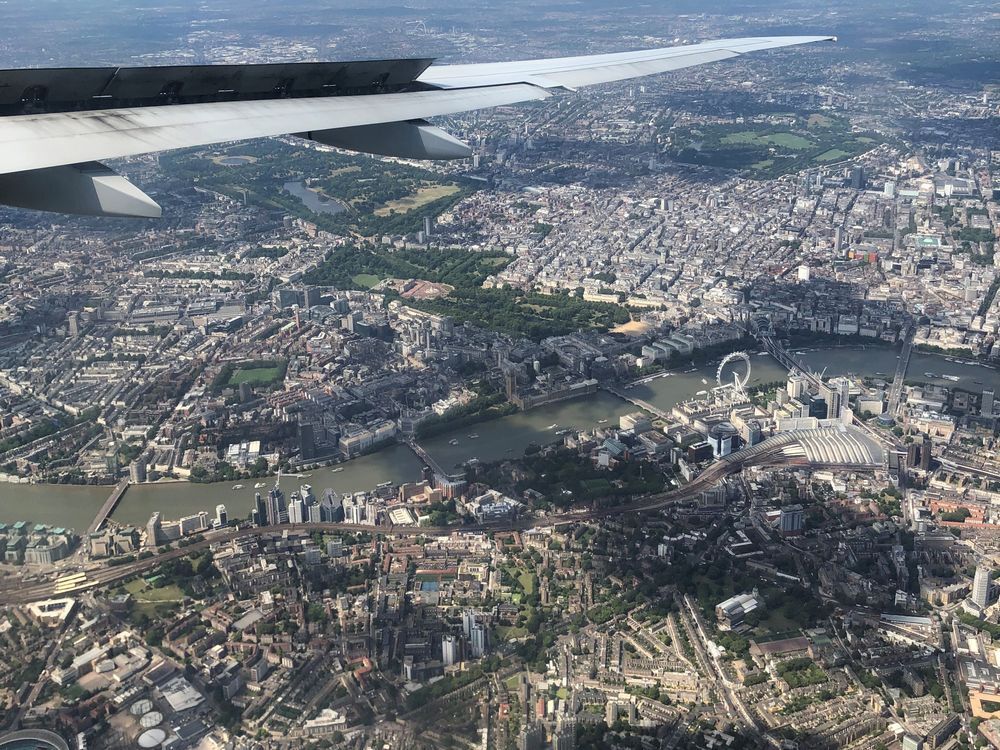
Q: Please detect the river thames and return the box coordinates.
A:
[1,345,996,530]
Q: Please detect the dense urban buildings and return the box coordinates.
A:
[0,0,998,749]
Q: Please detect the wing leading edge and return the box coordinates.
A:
[0,35,835,215]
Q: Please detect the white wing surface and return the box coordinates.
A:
[0,35,834,215]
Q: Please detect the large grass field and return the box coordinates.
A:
[720,131,814,149]
[228,365,282,387]
[666,114,881,178]
[126,578,184,603]
[374,183,461,216]
[815,148,851,162]
[351,273,381,288]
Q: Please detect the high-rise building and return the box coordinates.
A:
[287,495,306,524]
[469,622,487,658]
[215,504,228,528]
[129,460,147,484]
[983,390,995,417]
[834,226,844,252]
[850,165,865,190]
[67,311,80,337]
[265,487,286,525]
[553,723,576,750]
[973,565,991,608]
[145,512,162,548]
[786,373,808,400]
[254,492,267,526]
[423,215,433,237]
[820,380,846,421]
[441,634,460,666]
[304,286,323,310]
[779,505,804,537]
[517,723,545,750]
[920,435,932,471]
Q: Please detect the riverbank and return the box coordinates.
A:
[4,345,1000,530]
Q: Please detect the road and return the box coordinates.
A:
[10,602,76,729]
[680,595,775,745]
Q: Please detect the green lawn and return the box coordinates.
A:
[229,366,282,386]
[720,131,813,149]
[721,131,765,145]
[496,625,529,640]
[814,148,850,162]
[767,133,813,149]
[518,571,537,596]
[666,116,880,178]
[126,578,184,603]
[351,273,381,288]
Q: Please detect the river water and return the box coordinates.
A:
[2,346,997,531]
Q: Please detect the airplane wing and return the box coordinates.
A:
[0,35,834,217]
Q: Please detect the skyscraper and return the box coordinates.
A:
[983,390,995,417]
[441,634,459,667]
[265,487,286,525]
[821,378,850,421]
[287,495,306,524]
[469,622,487,658]
[462,609,477,637]
[254,492,267,526]
[973,566,991,608]
[215,504,228,528]
[920,435,932,471]
[850,165,864,190]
